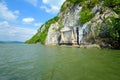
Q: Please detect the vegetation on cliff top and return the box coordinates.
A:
[106,17,120,49]
[79,8,93,24]
[68,0,83,3]
[26,0,120,48]
[25,16,59,44]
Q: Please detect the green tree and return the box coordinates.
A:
[68,0,83,3]
[107,18,120,40]
[88,0,99,8]
[105,17,120,49]
[103,0,120,7]
[79,8,93,24]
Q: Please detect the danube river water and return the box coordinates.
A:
[0,44,120,80]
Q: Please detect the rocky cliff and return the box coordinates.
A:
[26,0,120,49]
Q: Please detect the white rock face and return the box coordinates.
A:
[78,22,89,43]
[59,4,83,44]
[45,22,60,45]
[45,4,83,45]
[44,3,119,45]
[61,5,82,27]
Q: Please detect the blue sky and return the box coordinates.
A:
[0,0,65,42]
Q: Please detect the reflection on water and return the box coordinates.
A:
[0,44,120,80]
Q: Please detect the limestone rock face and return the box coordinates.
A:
[57,3,118,45]
[44,3,83,45]
[27,0,120,48]
[45,22,60,45]
[60,5,82,27]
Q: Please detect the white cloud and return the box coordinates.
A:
[43,0,48,4]
[40,0,65,14]
[14,10,20,15]
[34,22,42,27]
[40,5,59,13]
[0,22,37,41]
[25,0,38,6]
[0,2,19,21]
[22,17,35,23]
[0,21,9,27]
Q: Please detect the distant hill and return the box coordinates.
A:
[0,41,24,44]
